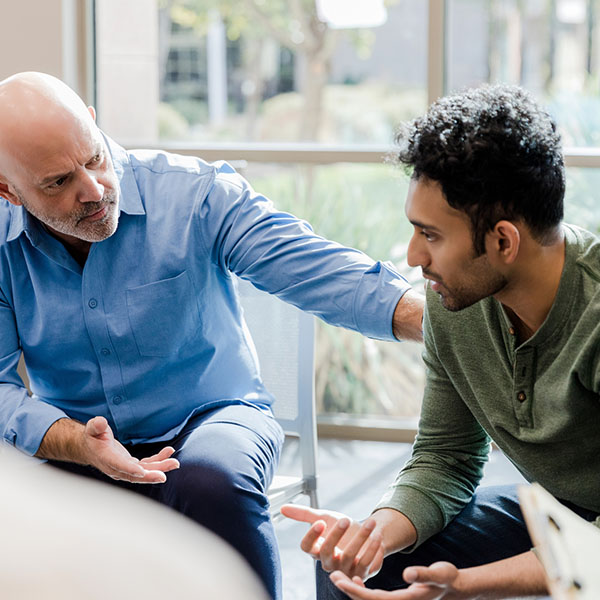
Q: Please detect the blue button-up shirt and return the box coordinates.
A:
[0,137,410,455]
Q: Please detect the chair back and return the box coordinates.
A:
[235,277,317,485]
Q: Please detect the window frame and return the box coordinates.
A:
[100,0,600,440]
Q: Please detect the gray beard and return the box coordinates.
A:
[20,193,120,243]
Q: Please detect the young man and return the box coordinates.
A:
[0,72,424,600]
[283,84,600,599]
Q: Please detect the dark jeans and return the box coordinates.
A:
[48,404,285,600]
[317,485,599,599]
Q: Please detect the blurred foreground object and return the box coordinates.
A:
[0,445,267,600]
[520,483,600,600]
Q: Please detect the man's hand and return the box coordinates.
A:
[330,562,464,600]
[81,416,179,483]
[280,505,385,581]
[392,289,424,342]
[330,550,550,600]
[36,416,180,484]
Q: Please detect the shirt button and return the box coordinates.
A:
[508,327,515,335]
[100,348,110,356]
[517,391,526,402]
[113,395,122,405]
[88,298,98,308]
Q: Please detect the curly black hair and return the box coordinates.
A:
[395,84,565,254]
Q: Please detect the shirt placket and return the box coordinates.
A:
[80,251,132,436]
[512,345,536,429]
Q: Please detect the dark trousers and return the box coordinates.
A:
[317,485,599,599]
[48,404,285,599]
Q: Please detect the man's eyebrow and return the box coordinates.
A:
[409,219,441,233]
[39,170,72,186]
[38,144,103,186]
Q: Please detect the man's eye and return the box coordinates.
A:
[88,153,102,166]
[420,231,436,242]
[49,176,68,189]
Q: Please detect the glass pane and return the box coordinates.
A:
[155,0,428,144]
[565,167,600,233]
[243,162,425,417]
[447,0,600,146]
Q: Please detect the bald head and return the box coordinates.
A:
[0,72,97,177]
[0,72,120,246]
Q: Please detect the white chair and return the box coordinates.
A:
[0,444,268,600]
[235,277,319,517]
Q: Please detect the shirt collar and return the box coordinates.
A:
[5,131,146,242]
[103,132,146,217]
[6,204,35,243]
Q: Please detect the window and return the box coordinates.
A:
[94,0,600,434]
[447,0,600,147]
[153,1,429,145]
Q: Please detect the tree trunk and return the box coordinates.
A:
[243,37,266,141]
[299,50,329,141]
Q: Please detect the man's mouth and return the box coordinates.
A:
[423,273,443,293]
[79,205,108,223]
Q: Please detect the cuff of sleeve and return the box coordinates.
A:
[4,401,69,456]
[353,261,411,342]
[374,484,446,552]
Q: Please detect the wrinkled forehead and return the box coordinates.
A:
[0,75,98,180]
[1,107,100,183]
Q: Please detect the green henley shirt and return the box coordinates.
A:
[376,223,600,549]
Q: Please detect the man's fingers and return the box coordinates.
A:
[140,446,176,463]
[300,520,326,554]
[355,531,383,576]
[138,457,180,472]
[129,470,167,484]
[281,504,323,524]
[106,464,168,484]
[85,416,110,437]
[338,519,376,573]
[330,571,379,600]
[319,517,351,570]
[403,561,457,585]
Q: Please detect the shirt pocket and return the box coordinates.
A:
[126,270,201,357]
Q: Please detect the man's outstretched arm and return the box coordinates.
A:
[392,289,424,342]
[36,416,179,484]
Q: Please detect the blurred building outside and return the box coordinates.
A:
[92,0,600,424]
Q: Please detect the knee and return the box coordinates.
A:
[169,460,270,519]
[167,462,238,516]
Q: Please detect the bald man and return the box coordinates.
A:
[0,72,423,600]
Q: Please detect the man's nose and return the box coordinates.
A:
[406,233,427,268]
[79,171,104,203]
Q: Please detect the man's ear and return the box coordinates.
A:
[486,220,520,265]
[0,179,22,206]
[88,105,96,121]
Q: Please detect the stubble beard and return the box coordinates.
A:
[438,273,507,312]
[19,190,120,243]
[427,255,508,312]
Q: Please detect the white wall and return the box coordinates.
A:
[0,0,91,101]
[95,0,159,143]
[0,0,159,143]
